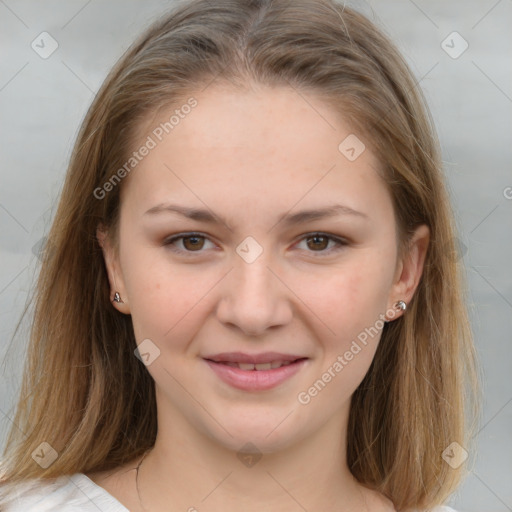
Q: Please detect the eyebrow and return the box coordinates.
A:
[143,202,368,229]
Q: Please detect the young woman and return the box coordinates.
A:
[0,0,480,510]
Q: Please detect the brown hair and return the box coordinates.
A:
[0,1,480,510]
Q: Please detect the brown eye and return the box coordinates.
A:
[182,235,205,251]
[164,233,214,254]
[296,232,348,256]
[306,234,329,251]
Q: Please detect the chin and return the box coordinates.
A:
[200,411,307,455]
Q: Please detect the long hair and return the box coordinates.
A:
[0,1,480,510]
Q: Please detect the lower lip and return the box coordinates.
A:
[204,359,308,391]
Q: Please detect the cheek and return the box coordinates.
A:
[320,257,392,326]
[118,237,183,338]
[120,242,223,345]
[312,253,394,365]
[298,270,390,408]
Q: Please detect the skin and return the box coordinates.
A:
[91,82,429,512]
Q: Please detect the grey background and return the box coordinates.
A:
[0,1,511,510]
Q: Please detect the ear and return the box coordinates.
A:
[96,223,131,315]
[387,224,430,319]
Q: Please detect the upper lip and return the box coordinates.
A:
[203,352,306,364]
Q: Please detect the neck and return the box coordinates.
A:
[135,404,369,512]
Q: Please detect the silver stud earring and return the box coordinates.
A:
[113,292,123,303]
[394,300,407,311]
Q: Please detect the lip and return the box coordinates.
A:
[204,356,308,391]
[203,351,304,364]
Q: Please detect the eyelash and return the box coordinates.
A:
[162,232,349,257]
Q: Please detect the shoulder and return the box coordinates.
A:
[0,473,129,512]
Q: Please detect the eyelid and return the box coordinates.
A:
[163,232,216,253]
[162,231,349,256]
[294,232,349,254]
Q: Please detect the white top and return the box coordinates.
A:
[0,473,459,511]
[0,473,128,511]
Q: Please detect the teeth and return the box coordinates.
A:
[238,363,255,370]
[255,362,272,371]
[219,360,296,370]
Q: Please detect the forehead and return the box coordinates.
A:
[122,83,391,224]
[149,83,363,161]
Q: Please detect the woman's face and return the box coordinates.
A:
[100,83,428,453]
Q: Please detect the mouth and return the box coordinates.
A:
[203,353,309,391]
[206,359,304,370]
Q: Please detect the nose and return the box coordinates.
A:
[215,249,293,337]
